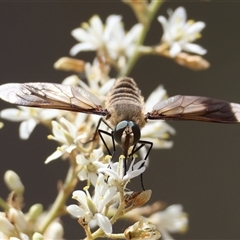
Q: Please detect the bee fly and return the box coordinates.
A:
[1,77,240,164]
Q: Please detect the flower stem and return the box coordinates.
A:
[38,155,78,233]
[119,0,164,77]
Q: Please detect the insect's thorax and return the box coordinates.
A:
[105,77,146,128]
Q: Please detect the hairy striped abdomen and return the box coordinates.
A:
[105,77,146,128]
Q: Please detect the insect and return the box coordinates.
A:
[1,77,240,161]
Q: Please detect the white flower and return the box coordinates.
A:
[143,85,175,150]
[70,15,143,68]
[106,21,143,68]
[70,15,121,56]
[0,107,60,139]
[98,156,146,188]
[148,204,188,240]
[84,58,111,85]
[45,117,87,163]
[76,148,108,186]
[158,6,207,57]
[77,74,115,103]
[67,174,117,235]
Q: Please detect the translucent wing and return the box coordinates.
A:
[0,82,109,116]
[146,95,240,123]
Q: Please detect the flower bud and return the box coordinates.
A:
[27,204,43,221]
[4,170,24,195]
[8,208,27,232]
[32,232,44,240]
[174,52,210,71]
[44,222,64,239]
[0,216,15,236]
[54,57,85,72]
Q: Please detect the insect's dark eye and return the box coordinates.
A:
[113,120,141,146]
[129,121,141,145]
[113,120,128,145]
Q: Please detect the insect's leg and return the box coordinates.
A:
[98,129,116,158]
[129,140,153,161]
[129,140,153,191]
[84,117,110,144]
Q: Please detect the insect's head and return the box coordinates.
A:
[113,120,141,148]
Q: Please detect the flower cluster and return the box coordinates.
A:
[0,2,212,240]
[0,171,64,240]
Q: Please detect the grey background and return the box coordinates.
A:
[0,1,240,239]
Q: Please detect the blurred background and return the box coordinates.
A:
[0,1,240,239]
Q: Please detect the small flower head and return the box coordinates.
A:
[148,204,188,240]
[0,107,60,139]
[124,218,161,240]
[67,174,117,235]
[45,117,87,163]
[70,15,121,56]
[98,155,146,189]
[158,6,207,57]
[70,14,143,69]
[76,148,108,186]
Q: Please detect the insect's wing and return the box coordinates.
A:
[146,95,240,123]
[0,82,109,116]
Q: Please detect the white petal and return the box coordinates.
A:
[65,144,76,153]
[145,85,166,112]
[124,166,145,181]
[72,190,89,209]
[67,204,85,218]
[45,149,63,163]
[99,78,116,95]
[157,16,167,32]
[123,24,143,46]
[132,159,146,170]
[170,7,186,27]
[89,173,98,186]
[98,187,117,212]
[91,148,103,160]
[70,42,96,56]
[169,42,182,57]
[151,138,174,149]
[182,43,207,55]
[60,117,76,137]
[104,15,122,40]
[94,213,112,234]
[19,119,37,139]
[51,121,66,143]
[1,108,29,121]
[90,15,103,36]
[99,167,119,180]
[141,121,176,138]
[76,154,88,165]
[186,21,205,35]
[71,28,90,42]
[39,109,60,120]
